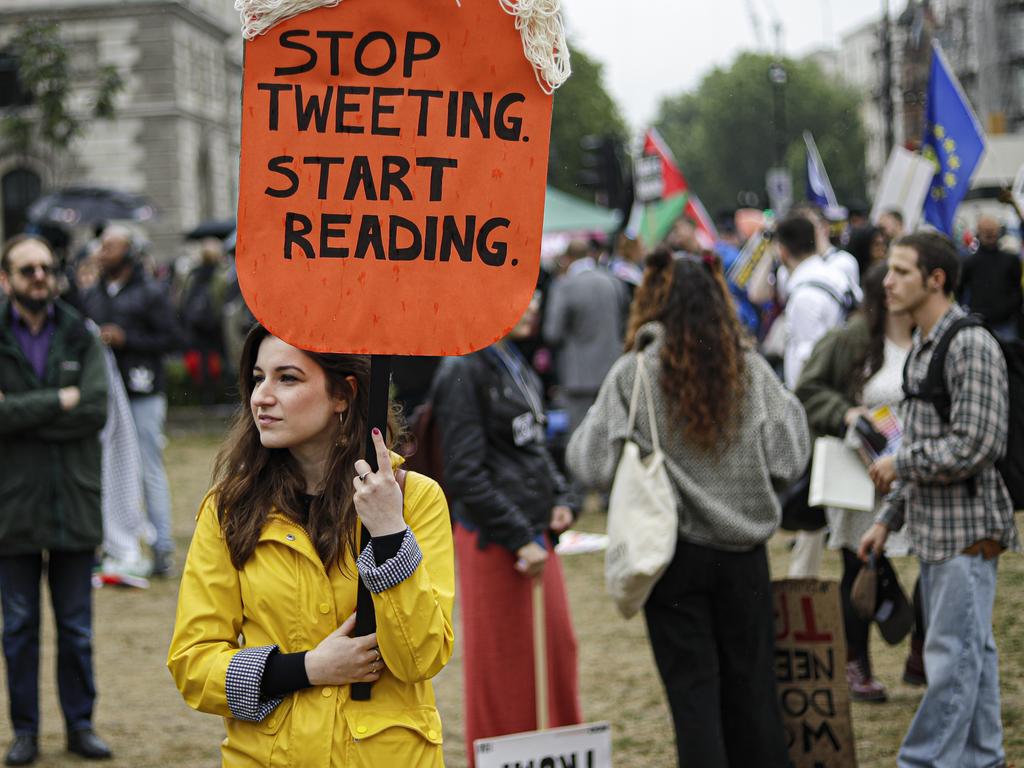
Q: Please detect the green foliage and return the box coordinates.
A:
[654,52,867,214]
[1,19,123,155]
[548,46,628,199]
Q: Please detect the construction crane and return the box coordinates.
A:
[762,0,785,55]
[743,0,785,55]
[744,0,767,50]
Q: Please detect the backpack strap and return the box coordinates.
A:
[790,279,856,315]
[903,315,984,423]
[902,314,985,496]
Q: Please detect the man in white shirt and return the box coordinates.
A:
[777,215,861,389]
[793,202,861,294]
[775,214,862,577]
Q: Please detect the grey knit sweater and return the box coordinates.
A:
[566,322,810,551]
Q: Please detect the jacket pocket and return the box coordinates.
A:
[256,695,293,736]
[344,705,443,766]
[64,440,102,493]
[224,696,293,768]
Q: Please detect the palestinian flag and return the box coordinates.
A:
[640,128,718,249]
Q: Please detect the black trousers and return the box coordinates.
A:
[643,540,791,768]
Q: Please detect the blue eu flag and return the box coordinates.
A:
[921,41,986,235]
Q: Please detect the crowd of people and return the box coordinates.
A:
[412,198,1021,767]
[0,222,249,764]
[0,191,1021,767]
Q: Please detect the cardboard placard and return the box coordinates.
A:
[773,579,857,768]
[870,146,934,234]
[474,721,612,768]
[237,2,554,354]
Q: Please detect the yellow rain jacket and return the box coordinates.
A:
[167,468,454,767]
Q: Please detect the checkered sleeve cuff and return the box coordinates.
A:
[357,527,422,594]
[225,645,283,722]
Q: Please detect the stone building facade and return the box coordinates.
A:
[838,0,1024,196]
[0,0,243,261]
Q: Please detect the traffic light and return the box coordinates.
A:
[577,134,630,214]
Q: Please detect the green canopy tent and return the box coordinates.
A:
[542,185,622,233]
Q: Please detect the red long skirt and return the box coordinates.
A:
[455,525,583,767]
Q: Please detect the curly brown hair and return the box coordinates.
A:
[213,324,402,571]
[625,248,747,453]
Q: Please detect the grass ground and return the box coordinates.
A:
[2,431,1019,766]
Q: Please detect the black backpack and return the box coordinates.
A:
[902,314,1024,509]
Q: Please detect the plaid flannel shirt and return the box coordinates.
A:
[877,304,1021,563]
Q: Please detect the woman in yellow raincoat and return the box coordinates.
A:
[167,324,454,767]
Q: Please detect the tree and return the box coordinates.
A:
[654,52,867,215]
[0,19,123,157]
[548,46,628,202]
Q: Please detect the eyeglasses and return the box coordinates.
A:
[15,264,56,279]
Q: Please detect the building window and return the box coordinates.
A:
[1,168,43,240]
[197,141,212,218]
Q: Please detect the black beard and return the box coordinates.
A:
[12,288,52,315]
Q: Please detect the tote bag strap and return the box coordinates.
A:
[626,355,663,454]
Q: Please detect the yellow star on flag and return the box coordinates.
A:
[944,138,956,153]
[949,155,961,170]
[934,124,946,139]
[945,172,956,188]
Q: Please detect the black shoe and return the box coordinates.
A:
[150,550,175,578]
[67,729,112,760]
[4,735,37,766]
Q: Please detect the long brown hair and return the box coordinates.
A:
[213,324,401,570]
[625,248,747,453]
[850,261,889,398]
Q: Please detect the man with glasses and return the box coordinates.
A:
[0,235,113,764]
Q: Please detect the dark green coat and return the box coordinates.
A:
[794,314,871,441]
[0,299,108,554]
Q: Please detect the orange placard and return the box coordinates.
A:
[236,2,554,355]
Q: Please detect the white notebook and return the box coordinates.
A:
[809,436,876,512]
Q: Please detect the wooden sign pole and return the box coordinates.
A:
[352,353,392,701]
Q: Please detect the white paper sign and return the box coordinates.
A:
[634,155,664,203]
[474,722,613,768]
[870,147,935,233]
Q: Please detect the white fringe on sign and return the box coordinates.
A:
[234,0,571,93]
[497,0,571,94]
[236,0,342,39]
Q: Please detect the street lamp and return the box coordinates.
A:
[766,61,791,213]
[768,61,788,167]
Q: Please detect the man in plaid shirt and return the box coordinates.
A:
[860,231,1019,768]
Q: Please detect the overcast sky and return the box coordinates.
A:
[558,0,884,129]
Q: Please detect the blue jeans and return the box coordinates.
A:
[0,552,96,735]
[898,553,1005,768]
[129,394,173,555]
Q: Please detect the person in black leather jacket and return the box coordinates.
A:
[432,294,582,766]
[80,225,181,575]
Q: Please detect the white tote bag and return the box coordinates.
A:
[605,356,678,619]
